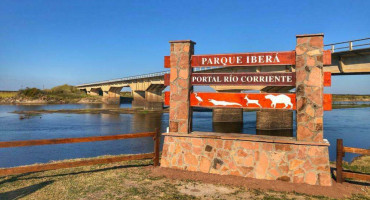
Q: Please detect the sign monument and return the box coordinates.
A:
[160,34,333,186]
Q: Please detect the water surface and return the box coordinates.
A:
[0,103,369,167]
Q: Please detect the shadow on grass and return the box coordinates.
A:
[330,167,370,186]
[0,163,152,185]
[0,180,53,200]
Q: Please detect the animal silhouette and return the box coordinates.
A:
[194,93,203,106]
[208,99,242,106]
[244,95,262,108]
[265,94,293,108]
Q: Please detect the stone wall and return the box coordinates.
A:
[160,134,331,186]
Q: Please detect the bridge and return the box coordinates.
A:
[76,38,370,111]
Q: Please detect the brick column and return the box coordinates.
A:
[295,34,324,142]
[169,40,195,134]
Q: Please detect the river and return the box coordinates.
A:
[0,103,369,168]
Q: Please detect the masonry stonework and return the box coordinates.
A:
[295,34,325,142]
[161,34,332,186]
[161,135,332,186]
[168,40,195,134]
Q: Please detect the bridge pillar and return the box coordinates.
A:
[256,110,293,136]
[144,85,166,110]
[132,91,146,108]
[212,90,243,132]
[86,88,101,96]
[102,86,123,105]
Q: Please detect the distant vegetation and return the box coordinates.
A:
[0,84,101,104]
[333,94,370,102]
[17,84,87,99]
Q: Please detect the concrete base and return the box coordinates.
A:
[102,97,120,105]
[161,133,332,186]
[256,129,293,137]
[212,108,243,123]
[256,110,293,130]
[144,102,163,110]
[213,122,243,133]
[132,100,145,108]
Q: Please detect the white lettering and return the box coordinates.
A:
[266,55,272,63]
[202,58,207,65]
[258,56,264,63]
[251,56,257,63]
[237,56,242,64]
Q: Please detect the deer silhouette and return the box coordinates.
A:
[244,95,262,108]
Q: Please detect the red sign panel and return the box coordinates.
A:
[164,50,331,68]
[192,51,295,67]
[164,72,331,87]
[164,92,332,111]
[191,72,295,86]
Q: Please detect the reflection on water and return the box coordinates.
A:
[213,122,243,133]
[0,104,369,167]
[256,129,293,137]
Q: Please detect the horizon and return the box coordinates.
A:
[1,1,369,94]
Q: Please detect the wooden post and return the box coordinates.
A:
[153,128,160,167]
[336,139,344,183]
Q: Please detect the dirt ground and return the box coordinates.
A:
[148,166,369,199]
[0,157,369,200]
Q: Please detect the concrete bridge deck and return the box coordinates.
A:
[75,37,370,132]
[76,38,370,108]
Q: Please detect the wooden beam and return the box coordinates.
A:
[0,132,155,148]
[342,171,370,181]
[336,139,344,183]
[0,153,155,176]
[343,147,370,155]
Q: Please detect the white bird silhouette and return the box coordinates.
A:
[194,93,203,106]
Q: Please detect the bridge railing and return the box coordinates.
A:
[325,38,370,53]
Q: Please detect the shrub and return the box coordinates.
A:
[18,87,43,98]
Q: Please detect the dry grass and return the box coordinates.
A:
[0,155,369,200]
[0,91,17,98]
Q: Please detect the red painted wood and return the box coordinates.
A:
[164,92,332,111]
[191,72,295,86]
[164,72,331,87]
[324,72,331,87]
[164,74,170,86]
[164,56,170,68]
[191,51,295,67]
[164,91,170,106]
[323,50,332,66]
[324,94,332,111]
[164,50,331,68]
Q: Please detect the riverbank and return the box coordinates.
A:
[333,94,370,102]
[10,103,370,117]
[0,155,368,199]
[0,85,103,105]
[13,108,169,116]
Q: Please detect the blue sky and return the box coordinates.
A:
[0,0,369,93]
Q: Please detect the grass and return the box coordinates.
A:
[332,94,370,102]
[0,85,101,104]
[0,91,17,99]
[0,155,369,200]
[342,155,370,174]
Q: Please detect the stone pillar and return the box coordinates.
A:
[144,85,166,110]
[168,40,195,133]
[132,91,145,108]
[102,86,122,105]
[296,34,324,142]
